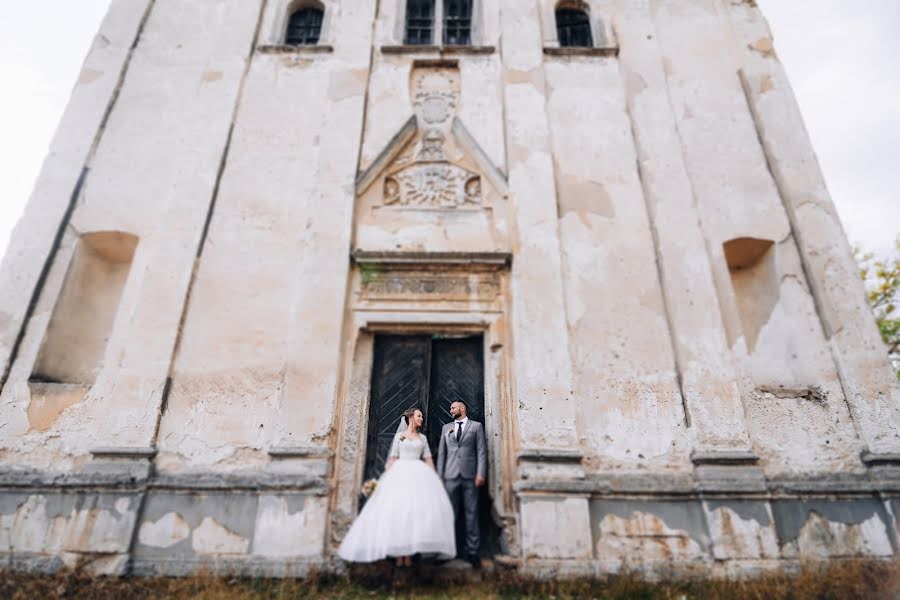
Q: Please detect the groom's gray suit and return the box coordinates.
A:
[437,418,487,559]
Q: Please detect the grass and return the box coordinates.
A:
[1,560,898,599]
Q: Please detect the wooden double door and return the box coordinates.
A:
[363,334,485,482]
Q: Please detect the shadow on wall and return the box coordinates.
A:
[723,236,777,353]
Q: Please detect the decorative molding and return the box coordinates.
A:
[514,471,900,495]
[90,447,157,459]
[381,45,495,55]
[452,118,508,193]
[518,448,584,463]
[356,64,506,210]
[690,450,760,466]
[268,446,334,459]
[257,44,334,54]
[360,272,501,302]
[150,473,328,492]
[543,46,619,58]
[352,250,511,266]
[0,469,150,489]
[383,166,482,209]
[861,451,900,467]
[356,116,418,195]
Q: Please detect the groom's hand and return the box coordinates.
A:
[475,475,485,487]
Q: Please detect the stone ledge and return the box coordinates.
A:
[381,45,495,55]
[514,471,900,496]
[151,472,329,493]
[691,450,760,466]
[0,469,149,489]
[352,250,511,266]
[90,446,157,459]
[514,479,604,494]
[861,451,900,467]
[257,44,333,54]
[542,46,619,58]
[518,448,584,463]
[766,474,882,495]
[693,464,767,493]
[0,469,329,493]
[268,446,334,459]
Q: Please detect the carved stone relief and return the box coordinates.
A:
[377,66,484,210]
[360,271,501,302]
[383,168,481,208]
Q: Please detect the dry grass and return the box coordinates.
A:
[1,560,898,599]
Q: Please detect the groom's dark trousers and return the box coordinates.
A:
[437,419,487,559]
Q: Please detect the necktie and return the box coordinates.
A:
[456,421,462,442]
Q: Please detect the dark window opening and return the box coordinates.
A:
[405,0,435,45]
[285,6,323,45]
[556,8,593,48]
[444,0,473,46]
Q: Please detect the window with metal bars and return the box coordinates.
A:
[285,6,324,45]
[443,0,472,46]
[405,0,435,45]
[556,8,593,48]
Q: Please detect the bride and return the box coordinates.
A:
[338,406,456,565]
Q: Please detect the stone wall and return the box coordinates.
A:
[1,0,899,577]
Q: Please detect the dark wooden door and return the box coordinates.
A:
[427,337,485,458]
[364,334,484,481]
[363,336,431,483]
[364,333,497,556]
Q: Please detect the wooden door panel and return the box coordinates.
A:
[427,336,484,458]
[364,335,430,481]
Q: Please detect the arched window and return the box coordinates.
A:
[556,6,593,48]
[444,0,472,46]
[405,0,435,45]
[285,6,324,45]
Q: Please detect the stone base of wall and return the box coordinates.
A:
[1,467,898,578]
[513,467,900,577]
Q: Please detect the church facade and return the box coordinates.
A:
[1,0,899,577]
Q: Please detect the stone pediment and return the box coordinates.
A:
[353,65,511,258]
[355,71,507,210]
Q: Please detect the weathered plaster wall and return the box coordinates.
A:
[645,0,862,475]
[0,0,262,470]
[500,0,581,459]
[0,0,152,385]
[616,0,755,461]
[2,0,900,579]
[157,0,376,474]
[546,47,688,473]
[725,0,900,459]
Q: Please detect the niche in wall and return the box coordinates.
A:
[31,231,138,385]
[723,237,777,353]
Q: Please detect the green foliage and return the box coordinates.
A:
[855,235,900,379]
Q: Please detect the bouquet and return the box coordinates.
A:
[361,478,378,498]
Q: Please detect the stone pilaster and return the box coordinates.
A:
[0,0,152,386]
[728,1,900,458]
[615,0,757,459]
[500,0,582,479]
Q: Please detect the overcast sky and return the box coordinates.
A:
[0,1,897,261]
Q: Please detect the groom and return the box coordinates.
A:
[436,400,487,569]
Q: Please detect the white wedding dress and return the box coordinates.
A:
[338,432,456,562]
